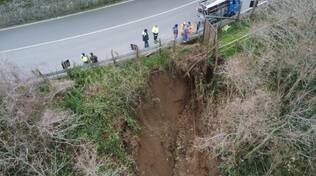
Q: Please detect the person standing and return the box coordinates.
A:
[90,52,98,63]
[173,24,179,40]
[183,25,189,42]
[196,21,201,34]
[80,53,89,64]
[142,29,149,48]
[188,21,193,36]
[180,22,186,38]
[152,25,159,43]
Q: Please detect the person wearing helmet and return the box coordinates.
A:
[151,25,159,43]
[80,53,89,64]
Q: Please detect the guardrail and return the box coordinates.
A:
[43,31,204,78]
[42,0,268,78]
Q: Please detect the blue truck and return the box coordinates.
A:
[198,0,246,23]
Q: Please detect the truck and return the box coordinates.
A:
[198,0,259,23]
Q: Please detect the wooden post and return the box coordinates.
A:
[214,29,219,72]
[251,0,258,16]
[237,1,242,20]
[136,45,139,59]
[159,39,162,55]
[111,49,118,65]
[203,18,207,45]
[130,44,139,59]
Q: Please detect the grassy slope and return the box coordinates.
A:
[55,2,315,174]
[207,2,316,175]
[56,19,265,174]
[58,52,170,173]
[0,0,121,27]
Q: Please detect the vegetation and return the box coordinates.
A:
[57,53,170,171]
[0,0,121,27]
[198,0,316,175]
[0,0,315,175]
[0,51,170,175]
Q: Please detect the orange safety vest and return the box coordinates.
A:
[189,24,193,34]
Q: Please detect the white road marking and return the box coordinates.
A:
[0,0,135,32]
[0,0,198,54]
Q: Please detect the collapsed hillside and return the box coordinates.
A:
[0,0,315,175]
[134,70,218,176]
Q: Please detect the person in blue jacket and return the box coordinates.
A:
[183,25,189,42]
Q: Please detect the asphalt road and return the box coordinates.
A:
[0,0,200,74]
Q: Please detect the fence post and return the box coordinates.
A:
[136,45,140,59]
[237,1,242,20]
[111,49,118,65]
[159,39,162,55]
[173,40,176,53]
[251,0,258,16]
[213,29,219,72]
[130,44,139,59]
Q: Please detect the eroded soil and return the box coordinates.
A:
[134,71,218,176]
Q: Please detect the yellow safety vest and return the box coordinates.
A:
[80,55,89,62]
[152,26,159,33]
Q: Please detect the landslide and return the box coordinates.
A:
[132,46,219,176]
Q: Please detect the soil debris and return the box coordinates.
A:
[134,71,219,176]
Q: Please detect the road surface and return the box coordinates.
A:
[0,0,253,74]
[0,0,200,74]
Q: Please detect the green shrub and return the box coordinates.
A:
[59,52,171,167]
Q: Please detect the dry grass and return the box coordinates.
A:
[0,0,120,27]
[0,64,128,175]
[197,0,316,175]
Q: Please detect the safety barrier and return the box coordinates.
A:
[42,0,268,78]
[43,31,204,78]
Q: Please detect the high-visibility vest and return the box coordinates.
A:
[180,23,185,33]
[189,24,193,34]
[80,55,89,62]
[152,26,159,33]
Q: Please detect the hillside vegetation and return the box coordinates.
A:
[0,0,315,175]
[0,0,120,27]
[198,0,316,175]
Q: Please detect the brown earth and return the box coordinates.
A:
[134,71,219,176]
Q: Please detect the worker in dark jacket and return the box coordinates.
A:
[142,29,149,48]
[173,24,179,40]
[90,52,98,63]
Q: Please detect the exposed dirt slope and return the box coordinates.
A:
[134,71,219,176]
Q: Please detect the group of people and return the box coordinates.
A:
[74,21,203,66]
[142,25,159,48]
[175,21,202,41]
[80,52,98,64]
[142,21,202,48]
[62,52,98,69]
